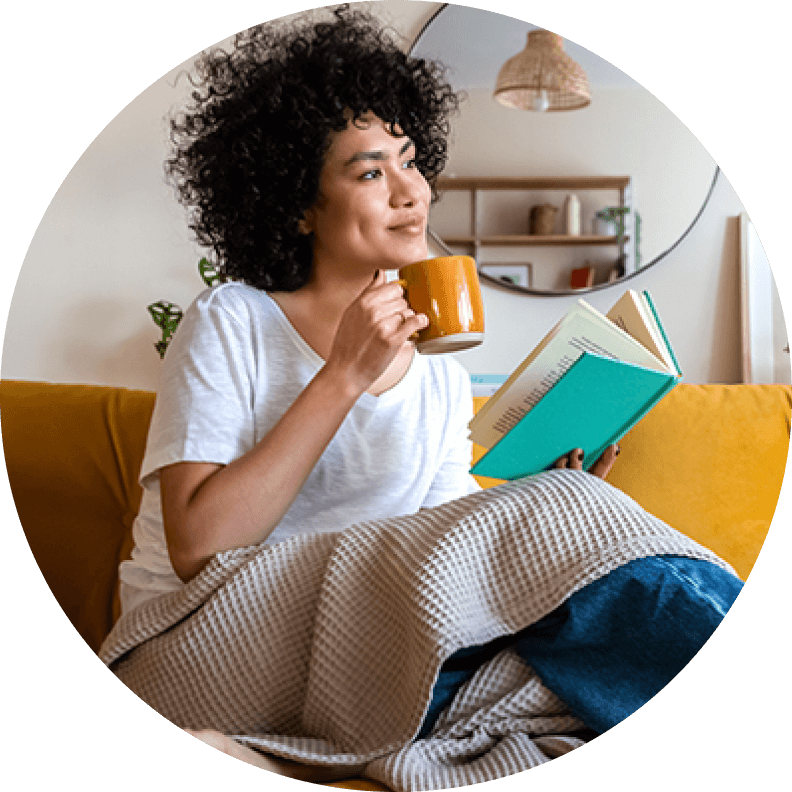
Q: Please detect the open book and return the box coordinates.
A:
[470,289,681,480]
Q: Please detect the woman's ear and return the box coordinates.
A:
[298,210,315,236]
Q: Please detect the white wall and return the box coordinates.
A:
[1,0,788,389]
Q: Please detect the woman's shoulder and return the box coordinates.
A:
[181,282,283,333]
[191,281,271,315]
[166,283,280,356]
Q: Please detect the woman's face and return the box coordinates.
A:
[302,113,432,276]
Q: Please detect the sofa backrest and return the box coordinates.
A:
[2,379,791,653]
[1,380,155,651]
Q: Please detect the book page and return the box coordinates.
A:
[468,302,669,449]
[471,316,563,426]
[606,290,678,373]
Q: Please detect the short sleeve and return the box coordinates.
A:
[139,286,258,486]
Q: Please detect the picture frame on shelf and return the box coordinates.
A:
[481,264,532,288]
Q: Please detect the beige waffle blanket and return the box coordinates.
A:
[100,471,731,790]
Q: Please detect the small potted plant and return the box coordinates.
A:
[148,258,223,358]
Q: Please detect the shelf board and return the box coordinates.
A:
[436,176,631,191]
[442,235,629,247]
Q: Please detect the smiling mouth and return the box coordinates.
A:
[389,218,425,233]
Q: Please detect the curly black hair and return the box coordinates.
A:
[165,4,460,292]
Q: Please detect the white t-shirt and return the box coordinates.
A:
[118,283,480,613]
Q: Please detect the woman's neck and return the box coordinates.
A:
[270,266,377,361]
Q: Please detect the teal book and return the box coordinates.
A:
[471,352,677,480]
[469,289,680,481]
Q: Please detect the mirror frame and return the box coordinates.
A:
[411,3,721,297]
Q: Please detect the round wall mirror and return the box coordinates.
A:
[412,4,720,295]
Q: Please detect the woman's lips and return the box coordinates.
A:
[389,219,425,234]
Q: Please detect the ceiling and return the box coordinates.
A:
[412,4,641,92]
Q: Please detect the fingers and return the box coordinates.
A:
[394,308,429,343]
[589,444,620,480]
[328,271,430,393]
[555,445,621,480]
[362,270,404,301]
[555,448,584,470]
[356,273,427,342]
[554,454,568,469]
[359,273,411,312]
[367,306,426,350]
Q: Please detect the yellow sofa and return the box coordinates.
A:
[1,379,790,788]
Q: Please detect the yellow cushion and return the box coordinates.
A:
[0,380,155,651]
[474,384,791,581]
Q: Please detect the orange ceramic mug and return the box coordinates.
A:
[397,255,485,354]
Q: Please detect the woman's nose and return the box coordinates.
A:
[390,169,428,208]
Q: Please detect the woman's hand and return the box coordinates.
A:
[161,272,427,582]
[554,444,620,480]
[326,270,428,396]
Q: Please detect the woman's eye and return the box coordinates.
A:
[358,158,416,180]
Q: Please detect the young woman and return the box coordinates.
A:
[120,5,617,611]
[116,5,740,781]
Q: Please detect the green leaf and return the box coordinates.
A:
[148,301,184,358]
[148,254,218,360]
[148,301,183,327]
[199,257,221,287]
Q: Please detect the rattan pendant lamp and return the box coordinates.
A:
[494,30,590,112]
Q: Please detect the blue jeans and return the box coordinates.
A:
[417,555,743,739]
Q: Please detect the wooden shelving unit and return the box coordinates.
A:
[433,177,633,286]
[436,176,631,191]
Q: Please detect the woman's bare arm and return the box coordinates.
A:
[161,367,360,582]
[161,273,428,583]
